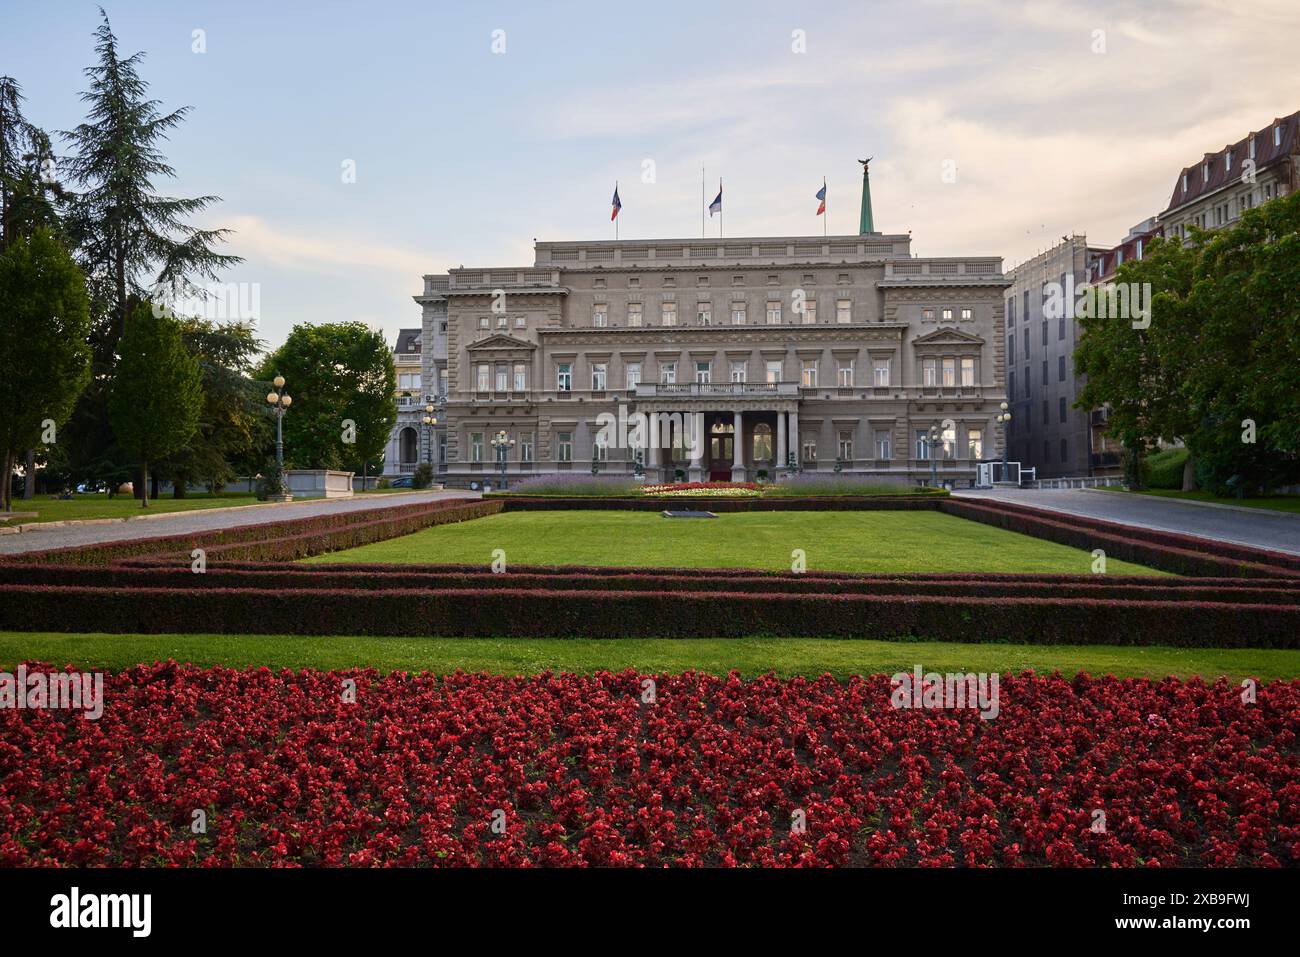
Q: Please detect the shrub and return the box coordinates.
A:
[506,474,639,496]
[254,471,283,501]
[412,463,434,489]
[765,474,943,497]
[1140,446,1190,489]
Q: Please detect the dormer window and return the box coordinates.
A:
[1275,124,1283,147]
[1203,161,1211,181]
[1250,136,1257,159]
[1225,151,1233,172]
[1182,172,1189,193]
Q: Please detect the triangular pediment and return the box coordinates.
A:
[465,334,537,352]
[912,327,985,346]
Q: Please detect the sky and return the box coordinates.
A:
[3,0,1298,351]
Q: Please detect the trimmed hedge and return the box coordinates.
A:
[2,583,1297,647]
[496,495,945,512]
[6,563,1299,605]
[4,498,493,566]
[939,499,1298,579]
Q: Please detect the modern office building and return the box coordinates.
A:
[413,226,1012,487]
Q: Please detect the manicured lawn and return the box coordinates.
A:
[1,492,259,525]
[306,510,1164,575]
[1120,488,1300,515]
[0,632,1293,681]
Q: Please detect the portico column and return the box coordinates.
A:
[789,410,800,467]
[731,410,745,481]
[776,412,787,475]
[688,411,704,482]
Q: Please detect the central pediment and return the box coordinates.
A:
[465,333,537,352]
[912,327,985,347]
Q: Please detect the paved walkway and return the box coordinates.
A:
[0,490,478,556]
[954,488,1300,556]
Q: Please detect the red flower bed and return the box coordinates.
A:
[2,663,1297,867]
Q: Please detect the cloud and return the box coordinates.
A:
[221,214,444,278]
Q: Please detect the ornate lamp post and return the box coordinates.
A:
[422,404,439,467]
[490,429,515,490]
[927,423,942,487]
[265,375,292,491]
[995,402,1012,483]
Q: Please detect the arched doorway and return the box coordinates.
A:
[708,417,734,481]
[399,427,418,468]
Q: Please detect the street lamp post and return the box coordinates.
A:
[490,429,515,490]
[927,424,942,487]
[995,402,1012,484]
[422,404,438,467]
[265,375,292,496]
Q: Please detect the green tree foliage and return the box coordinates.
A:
[1076,191,1300,494]
[59,11,240,487]
[108,303,203,506]
[158,319,269,495]
[0,76,63,249]
[0,228,91,510]
[258,322,396,472]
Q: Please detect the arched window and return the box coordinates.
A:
[399,427,418,465]
[752,422,773,462]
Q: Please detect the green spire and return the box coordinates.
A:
[858,157,875,234]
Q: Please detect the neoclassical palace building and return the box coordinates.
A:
[412,230,1011,486]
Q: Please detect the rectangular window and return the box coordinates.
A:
[960,357,975,387]
[1008,370,1015,399]
[801,300,816,324]
[836,299,852,323]
[593,438,608,462]
[557,363,572,392]
[1043,440,1052,463]
[1060,437,1068,463]
[802,440,817,464]
[942,358,956,387]
[967,429,983,460]
[1023,367,1030,398]
[625,362,641,389]
[661,302,677,326]
[478,316,489,330]
[801,359,818,388]
[697,302,712,325]
[1041,320,1048,346]
[520,432,534,463]
[873,358,890,387]
[470,432,483,463]
[514,316,526,329]
[660,362,676,384]
[1042,359,1048,385]
[513,362,527,391]
[766,360,782,383]
[839,360,855,387]
[941,307,953,321]
[557,432,573,463]
[922,307,935,321]
[731,305,746,325]
[837,430,853,461]
[1058,355,1066,381]
[495,364,507,392]
[476,364,490,391]
[766,301,781,324]
[941,424,957,460]
[960,307,972,320]
[874,429,892,459]
[1059,396,1067,423]
[628,303,643,327]
[916,430,931,460]
[1023,336,1029,360]
[497,315,507,329]
[922,357,937,387]
[591,363,607,391]
[730,361,747,383]
[695,361,711,384]
[592,307,607,327]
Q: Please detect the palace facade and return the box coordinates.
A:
[412,233,1012,486]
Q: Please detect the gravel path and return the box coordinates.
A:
[0,490,479,556]
[955,488,1300,556]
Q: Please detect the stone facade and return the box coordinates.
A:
[1005,236,1122,479]
[381,325,447,478]
[414,234,1011,487]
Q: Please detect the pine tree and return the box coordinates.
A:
[0,75,62,250]
[108,303,203,506]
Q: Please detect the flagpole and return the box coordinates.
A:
[823,177,827,237]
[615,180,619,241]
[718,178,723,239]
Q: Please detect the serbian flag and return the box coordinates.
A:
[816,180,826,216]
[708,183,722,216]
[611,184,622,220]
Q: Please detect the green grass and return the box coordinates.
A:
[306,510,1164,575]
[1119,488,1300,515]
[1,492,259,525]
[0,632,1294,681]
